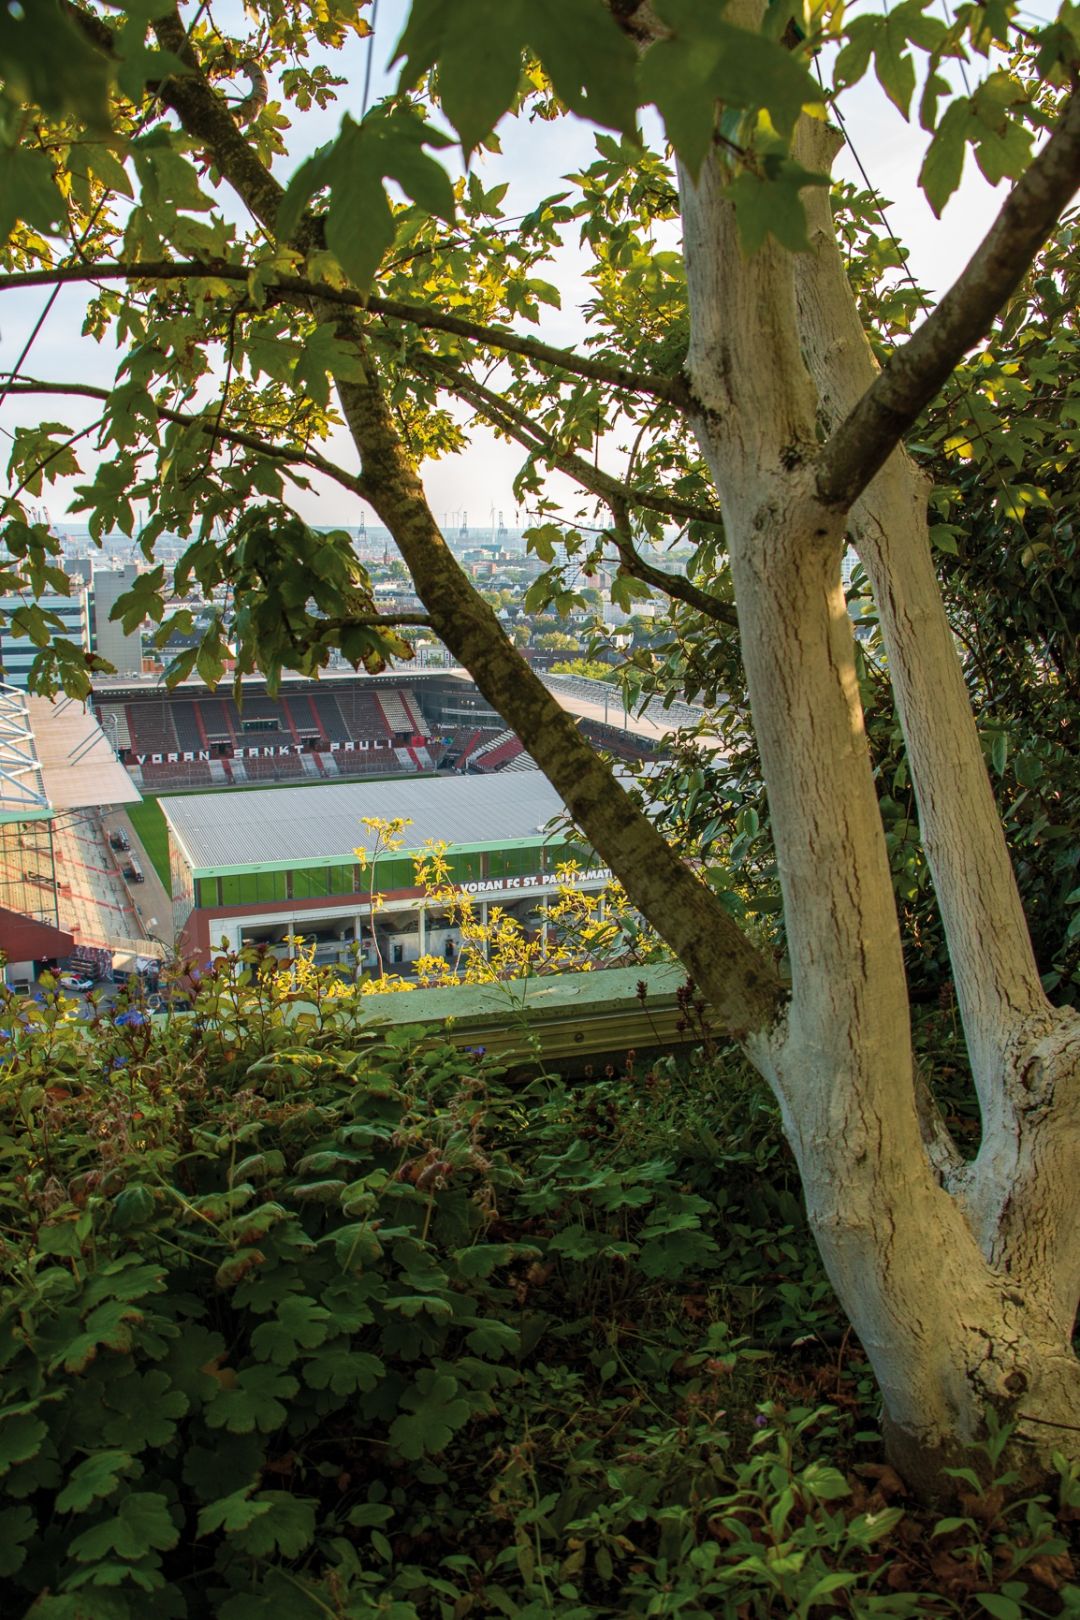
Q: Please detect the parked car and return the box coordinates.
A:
[58,972,95,993]
[109,829,130,851]
[124,859,144,883]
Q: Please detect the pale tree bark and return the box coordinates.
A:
[795,117,1080,1326]
[678,107,1080,1486]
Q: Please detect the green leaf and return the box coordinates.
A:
[431,0,527,155]
[725,158,828,255]
[230,1493,317,1558]
[197,1487,274,1538]
[56,1451,137,1514]
[976,1598,1024,1620]
[454,1243,515,1279]
[389,1370,471,1459]
[0,147,64,244]
[918,100,969,216]
[205,1365,300,1434]
[0,0,113,127]
[528,0,639,137]
[0,1505,35,1577]
[69,1492,179,1563]
[303,1342,385,1396]
[250,1295,332,1364]
[0,1412,48,1474]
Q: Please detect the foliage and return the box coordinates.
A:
[0,963,1077,1617]
[348,820,654,993]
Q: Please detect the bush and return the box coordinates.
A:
[0,965,1076,1617]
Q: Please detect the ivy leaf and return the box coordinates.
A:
[56,1450,138,1514]
[389,1370,471,1458]
[205,1365,300,1434]
[68,1492,179,1563]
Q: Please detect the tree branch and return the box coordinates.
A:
[0,377,371,498]
[427,359,739,628]
[815,91,1080,512]
[0,260,683,403]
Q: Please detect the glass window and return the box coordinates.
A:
[220,874,243,906]
[372,856,415,892]
[489,846,541,879]
[446,851,483,883]
[292,866,330,900]
[328,864,357,895]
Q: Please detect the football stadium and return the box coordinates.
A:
[161,771,612,969]
[0,669,705,990]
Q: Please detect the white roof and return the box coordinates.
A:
[0,686,139,820]
[25,695,141,810]
[159,772,574,875]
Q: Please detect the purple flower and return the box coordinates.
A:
[114,1010,147,1028]
[753,1414,768,1429]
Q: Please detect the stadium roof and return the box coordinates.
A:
[0,686,48,820]
[160,773,581,877]
[0,686,141,823]
[25,696,141,811]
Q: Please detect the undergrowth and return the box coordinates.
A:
[0,963,1076,1618]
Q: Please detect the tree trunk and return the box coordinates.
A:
[679,113,1080,1490]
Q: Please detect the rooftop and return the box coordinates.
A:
[0,686,138,822]
[159,772,578,876]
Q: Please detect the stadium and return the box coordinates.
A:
[0,668,706,990]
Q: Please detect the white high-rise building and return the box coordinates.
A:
[0,589,91,688]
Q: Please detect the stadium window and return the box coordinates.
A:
[221,874,244,906]
[292,866,331,900]
[328,865,356,895]
[231,871,287,905]
[447,851,482,883]
[372,856,414,893]
[195,877,220,906]
[490,846,541,879]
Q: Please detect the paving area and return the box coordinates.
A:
[22,810,171,966]
[100,806,174,950]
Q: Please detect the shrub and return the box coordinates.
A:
[0,965,1076,1617]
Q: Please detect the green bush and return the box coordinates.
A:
[0,964,1076,1618]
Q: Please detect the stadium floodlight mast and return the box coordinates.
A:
[2,0,1080,1495]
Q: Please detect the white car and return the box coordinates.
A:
[58,972,95,993]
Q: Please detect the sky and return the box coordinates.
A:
[0,0,1052,538]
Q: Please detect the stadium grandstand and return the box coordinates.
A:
[0,684,164,990]
[92,668,702,793]
[161,772,612,974]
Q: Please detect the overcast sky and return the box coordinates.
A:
[0,0,1045,537]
